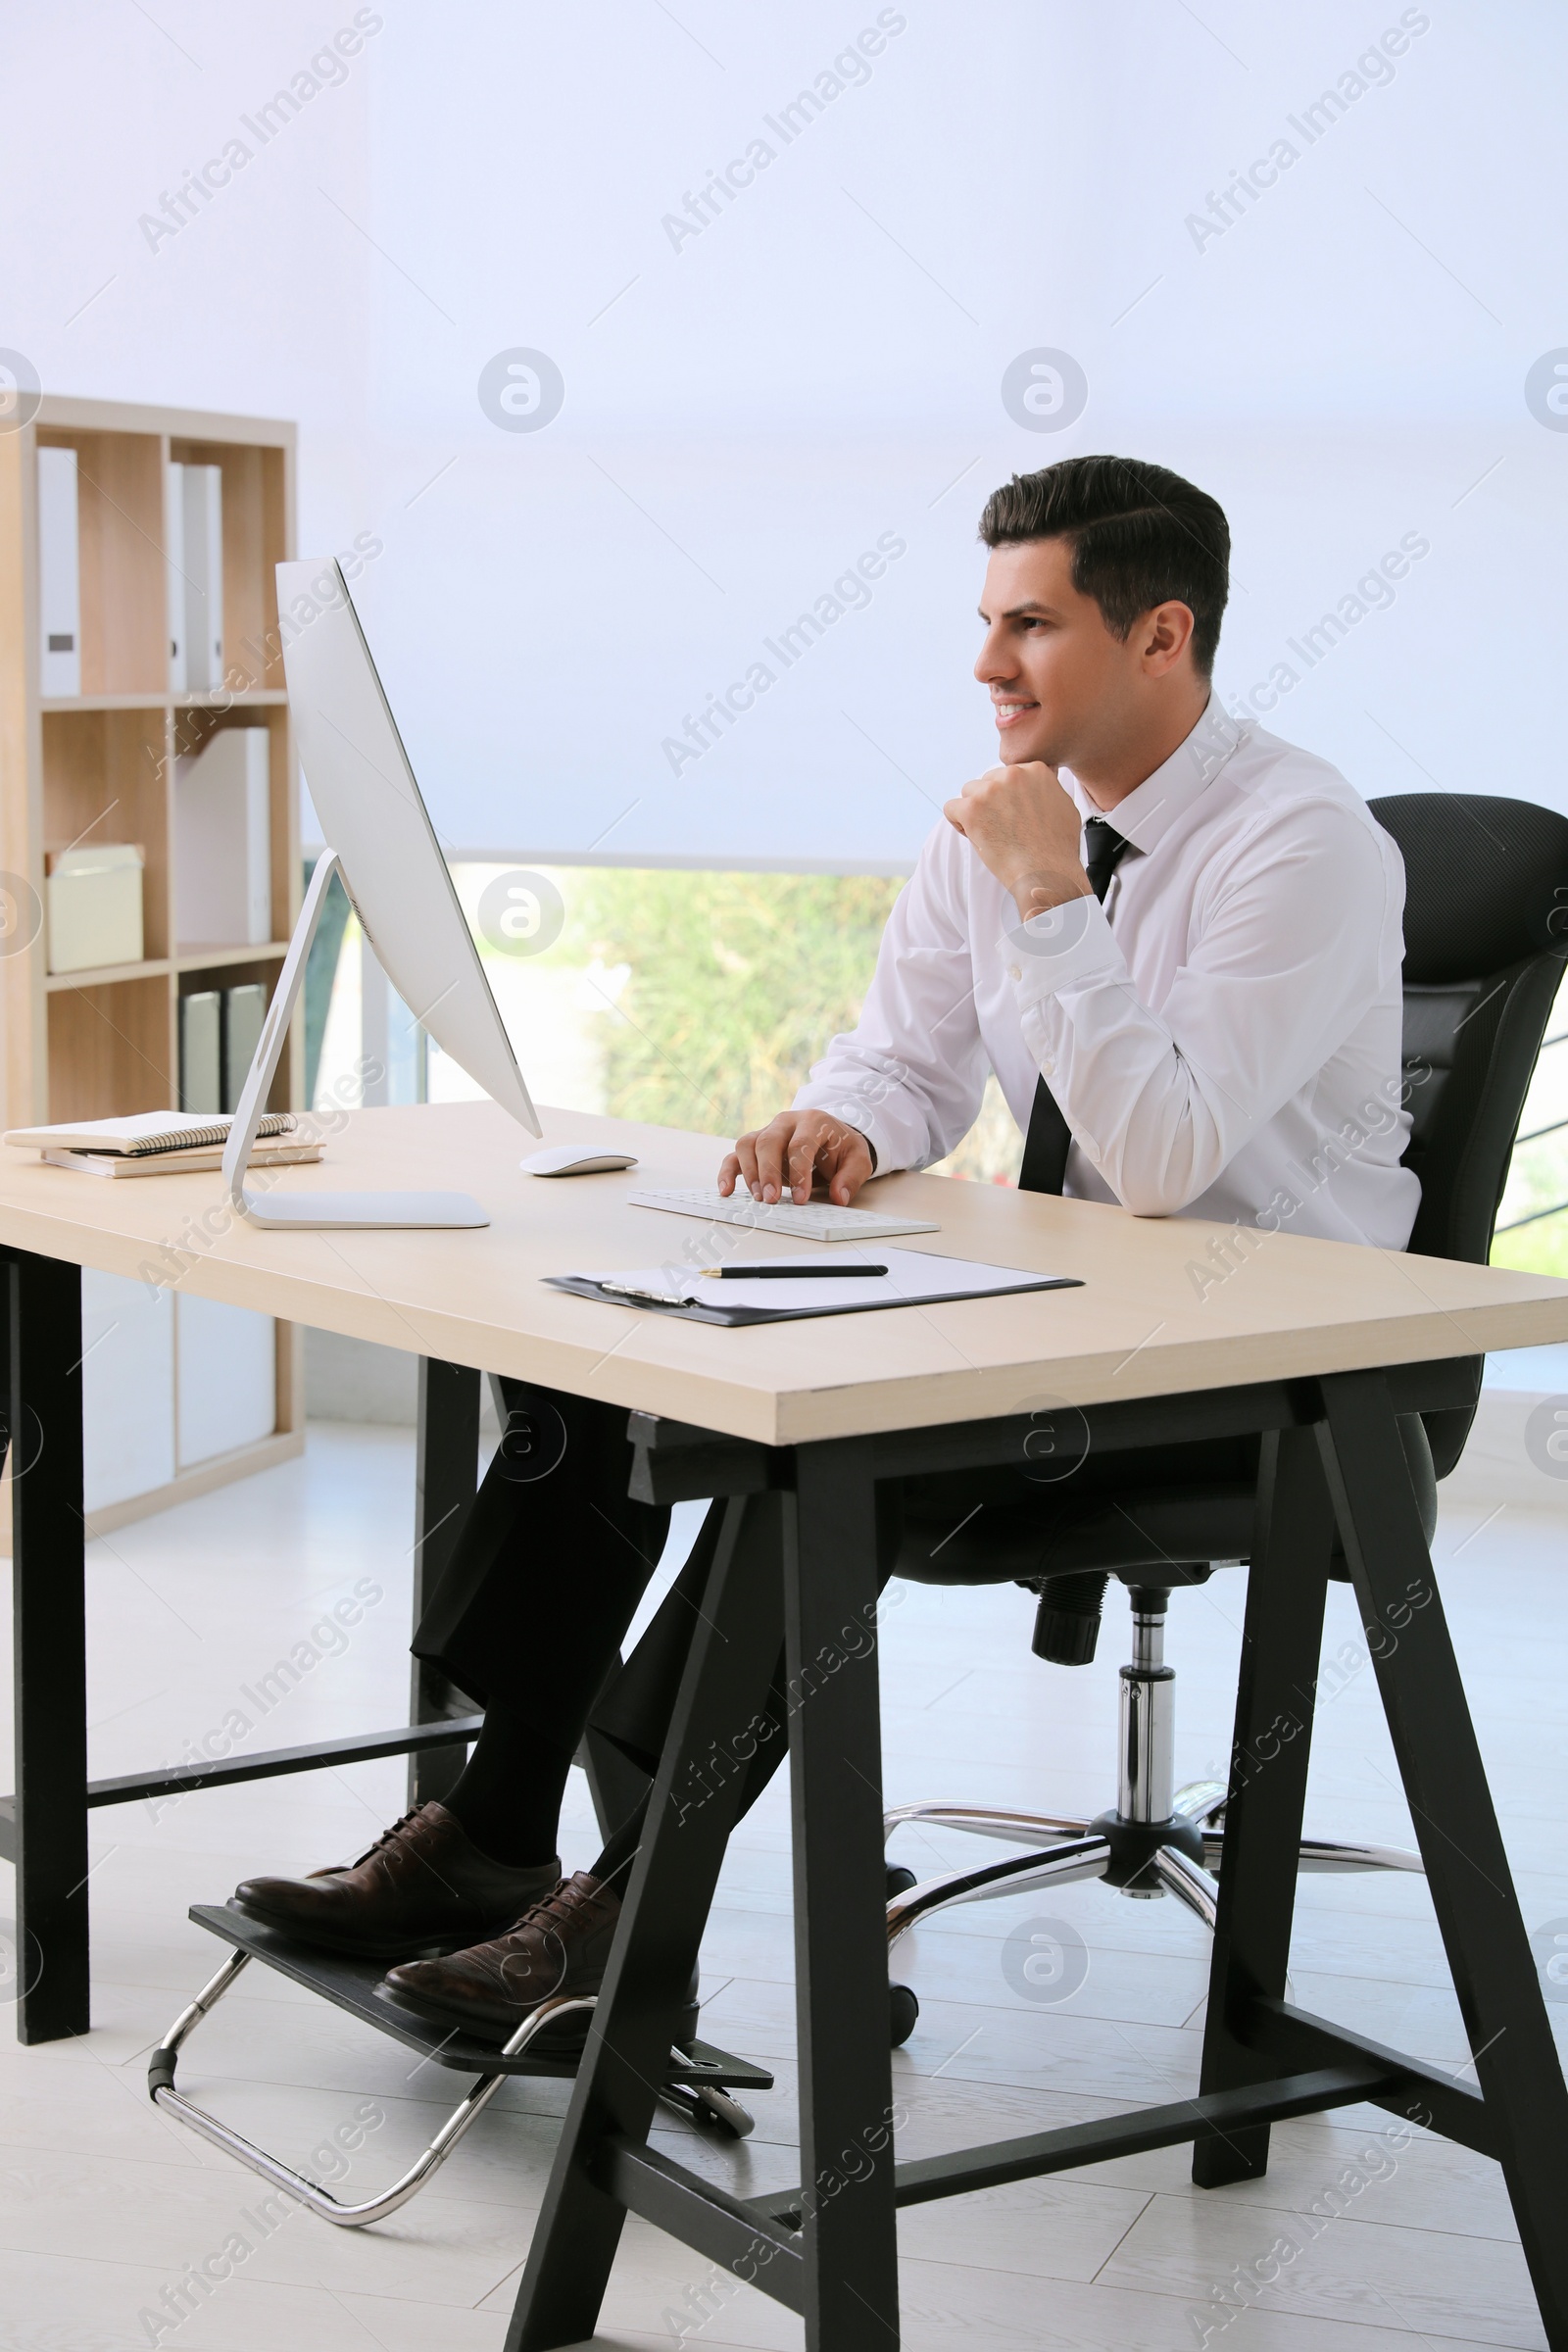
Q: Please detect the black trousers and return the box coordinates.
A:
[412,1381,904,1831]
[412,1381,673,1758]
[413,1381,1259,1839]
[412,1380,903,1830]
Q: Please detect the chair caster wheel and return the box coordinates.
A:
[691,2084,757,2137]
[889,1984,919,2046]
[658,2082,756,2138]
[886,1865,917,1899]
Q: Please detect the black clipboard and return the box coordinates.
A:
[543,1273,1083,1327]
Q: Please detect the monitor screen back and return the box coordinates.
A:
[276,559,539,1137]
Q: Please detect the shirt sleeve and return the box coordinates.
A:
[1004,798,1401,1216]
[794,825,989,1172]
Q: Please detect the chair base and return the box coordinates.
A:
[148,1903,772,2227]
[884,1783,1225,1946]
[885,1788,1424,1941]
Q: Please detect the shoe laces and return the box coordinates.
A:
[349,1806,428,1872]
[503,1874,606,1943]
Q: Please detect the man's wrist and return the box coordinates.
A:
[1011,868,1094,924]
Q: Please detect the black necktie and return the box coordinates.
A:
[1017,818,1129,1196]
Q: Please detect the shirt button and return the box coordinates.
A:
[1041,1058,1055,1076]
[1007,963,1022,982]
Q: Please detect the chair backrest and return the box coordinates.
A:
[1370,792,1568,1474]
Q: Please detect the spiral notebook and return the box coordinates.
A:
[547,1247,1081,1327]
[5,1110,296,1156]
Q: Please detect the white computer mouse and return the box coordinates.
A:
[519,1145,640,1177]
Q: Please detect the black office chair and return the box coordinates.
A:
[883,793,1568,2042]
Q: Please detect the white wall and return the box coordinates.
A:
[4,3,1563,866]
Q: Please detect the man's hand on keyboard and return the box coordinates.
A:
[719,1110,875,1206]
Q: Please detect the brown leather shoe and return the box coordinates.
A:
[381,1870,621,2036]
[231,1802,561,1959]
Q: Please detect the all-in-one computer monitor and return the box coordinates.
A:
[221,558,542,1229]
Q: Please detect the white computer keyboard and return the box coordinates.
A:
[628,1188,940,1243]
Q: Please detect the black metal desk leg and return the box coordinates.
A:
[1193,1423,1333,2187]
[1319,1371,1568,2344]
[7,1252,90,2043]
[507,1492,787,2352]
[408,1359,480,1807]
[0,1253,9,1478]
[785,1439,900,2348]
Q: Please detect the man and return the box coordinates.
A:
[724,459,1415,1245]
[233,454,1417,2036]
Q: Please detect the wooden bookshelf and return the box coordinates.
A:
[0,395,306,1532]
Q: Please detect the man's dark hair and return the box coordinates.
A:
[979,455,1230,675]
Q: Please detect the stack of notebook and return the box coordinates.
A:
[2,1111,322,1179]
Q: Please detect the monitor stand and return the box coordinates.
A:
[222,850,489,1230]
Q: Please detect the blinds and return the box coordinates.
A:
[13,2,1558,865]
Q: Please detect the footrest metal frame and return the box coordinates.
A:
[148,1905,772,2228]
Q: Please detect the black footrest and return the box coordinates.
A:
[188,1903,773,2090]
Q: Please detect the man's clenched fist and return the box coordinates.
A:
[944,760,1091,920]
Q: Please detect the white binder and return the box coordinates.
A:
[37,445,80,696]
[166,461,187,692]
[174,726,271,947]
[180,462,223,691]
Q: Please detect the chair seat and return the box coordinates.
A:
[898,1484,1256,1586]
[897,1412,1438,1590]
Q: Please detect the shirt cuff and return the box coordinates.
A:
[999,894,1128,1011]
[792,1088,896,1174]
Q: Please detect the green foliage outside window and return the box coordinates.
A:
[556,867,1021,1181]
[564,869,903,1138]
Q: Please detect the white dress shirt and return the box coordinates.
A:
[796,698,1421,1250]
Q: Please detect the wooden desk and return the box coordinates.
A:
[4,1102,1568,2351]
[2,1097,1564,1443]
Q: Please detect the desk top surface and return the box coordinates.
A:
[3,1102,1566,1446]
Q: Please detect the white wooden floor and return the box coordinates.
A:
[0,1406,1564,2351]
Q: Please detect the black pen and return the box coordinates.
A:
[701,1263,889,1280]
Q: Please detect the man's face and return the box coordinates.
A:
[974,538,1172,771]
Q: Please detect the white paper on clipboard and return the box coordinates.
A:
[555,1246,1079,1322]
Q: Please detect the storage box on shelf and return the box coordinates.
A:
[0,396,307,1538]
